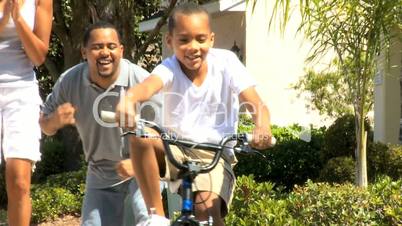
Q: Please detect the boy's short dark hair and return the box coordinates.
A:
[168,3,211,34]
[82,21,122,47]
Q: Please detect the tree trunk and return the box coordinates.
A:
[356,130,368,187]
[355,110,368,187]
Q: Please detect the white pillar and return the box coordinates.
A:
[374,28,402,144]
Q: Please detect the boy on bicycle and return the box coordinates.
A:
[117,3,273,226]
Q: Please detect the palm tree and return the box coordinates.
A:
[249,0,402,187]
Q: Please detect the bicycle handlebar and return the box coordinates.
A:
[100,110,276,145]
[101,111,275,174]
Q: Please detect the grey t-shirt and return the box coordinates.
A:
[42,59,161,188]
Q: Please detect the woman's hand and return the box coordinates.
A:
[0,0,11,25]
[8,0,22,21]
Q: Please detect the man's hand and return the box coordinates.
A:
[39,103,76,136]
[250,126,274,150]
[115,159,135,179]
[53,103,76,127]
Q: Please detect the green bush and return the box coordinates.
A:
[367,143,402,181]
[235,124,325,189]
[319,116,400,184]
[369,176,402,225]
[323,114,356,161]
[31,186,81,222]
[33,136,65,182]
[30,168,86,223]
[385,145,402,180]
[318,142,402,184]
[42,167,87,196]
[227,175,402,225]
[318,156,356,184]
[322,114,372,163]
[288,181,376,225]
[225,175,295,226]
[288,178,402,225]
[288,177,402,225]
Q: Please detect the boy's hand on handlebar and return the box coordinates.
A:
[250,126,274,150]
[115,95,137,129]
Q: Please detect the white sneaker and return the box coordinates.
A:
[136,214,170,226]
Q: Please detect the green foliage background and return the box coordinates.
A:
[226,175,402,225]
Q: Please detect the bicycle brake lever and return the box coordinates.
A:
[248,144,267,158]
[251,149,268,159]
[235,145,268,159]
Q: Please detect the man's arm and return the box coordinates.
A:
[239,87,273,150]
[116,75,163,127]
[39,103,76,136]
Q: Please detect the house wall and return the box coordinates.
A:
[210,12,246,58]
[244,0,331,127]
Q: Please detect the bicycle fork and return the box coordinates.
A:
[171,172,213,226]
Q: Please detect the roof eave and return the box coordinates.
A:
[139,0,246,32]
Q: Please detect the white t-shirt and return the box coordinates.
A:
[152,48,256,148]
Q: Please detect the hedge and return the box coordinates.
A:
[227,175,402,225]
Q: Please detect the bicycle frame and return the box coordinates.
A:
[122,119,255,226]
[100,112,270,226]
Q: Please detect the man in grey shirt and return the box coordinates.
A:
[39,21,161,226]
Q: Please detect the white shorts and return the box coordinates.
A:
[0,84,42,164]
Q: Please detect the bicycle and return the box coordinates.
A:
[101,111,275,226]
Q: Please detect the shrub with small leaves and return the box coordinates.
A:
[368,143,402,181]
[31,186,81,223]
[321,114,372,162]
[225,175,296,226]
[288,181,376,225]
[227,176,402,225]
[318,156,356,183]
[30,167,86,223]
[369,176,402,225]
[288,177,402,225]
[235,123,325,189]
[43,166,87,196]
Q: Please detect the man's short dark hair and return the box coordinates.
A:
[167,3,210,34]
[82,21,122,46]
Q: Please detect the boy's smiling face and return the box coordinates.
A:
[166,12,214,77]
